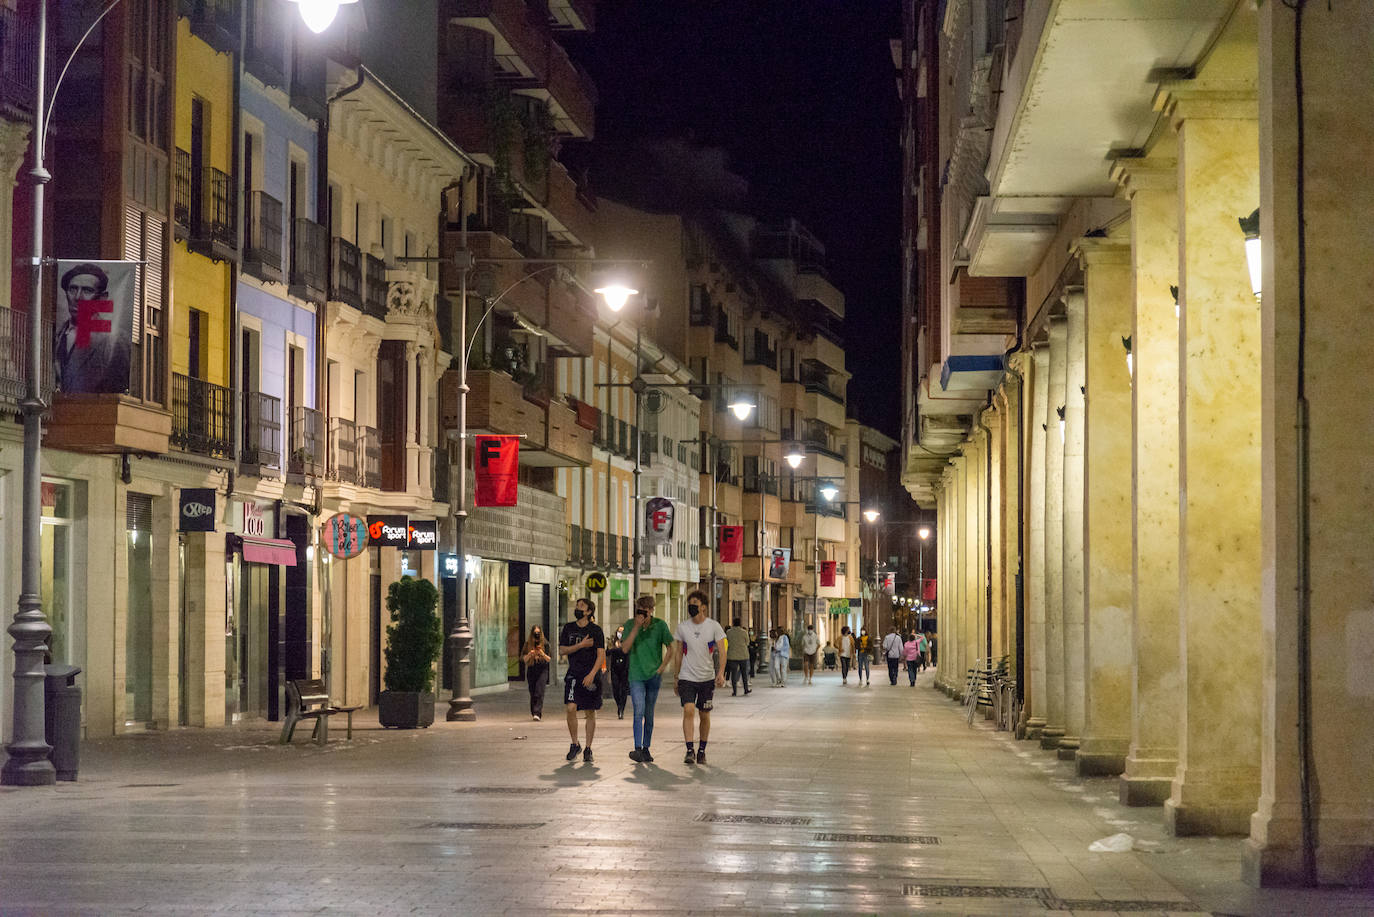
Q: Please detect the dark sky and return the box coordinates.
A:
[565,1,904,438]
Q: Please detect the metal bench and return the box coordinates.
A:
[279,678,360,746]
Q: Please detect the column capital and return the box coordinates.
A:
[1109,156,1176,196]
[1071,237,1131,269]
[1153,85,1257,130]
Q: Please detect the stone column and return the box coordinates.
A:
[1024,344,1049,738]
[934,484,949,691]
[967,431,986,676]
[1041,315,1068,748]
[1161,93,1263,837]
[1112,157,1182,806]
[953,452,971,696]
[1246,0,1374,886]
[1060,289,1087,760]
[986,404,1004,662]
[1076,240,1134,776]
[1000,369,1023,674]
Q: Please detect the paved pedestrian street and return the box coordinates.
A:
[0,674,1366,916]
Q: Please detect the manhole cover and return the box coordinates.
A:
[1048,899,1196,912]
[695,813,812,825]
[904,885,1049,900]
[454,786,556,795]
[816,833,940,845]
[417,822,545,830]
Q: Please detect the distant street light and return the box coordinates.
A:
[594,284,639,312]
[785,445,805,469]
[289,0,360,34]
[727,394,756,421]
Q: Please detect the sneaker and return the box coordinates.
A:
[743,688,751,695]
[583,747,594,763]
[695,749,706,765]
[532,714,540,721]
[628,747,647,763]
[642,748,654,763]
[566,743,581,761]
[684,750,696,764]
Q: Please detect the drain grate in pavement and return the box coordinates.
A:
[903,886,1197,912]
[454,786,556,795]
[417,821,545,830]
[816,833,940,845]
[696,813,812,825]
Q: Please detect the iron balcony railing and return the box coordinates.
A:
[200,166,236,250]
[181,0,240,54]
[0,308,53,404]
[241,391,281,468]
[173,149,192,229]
[581,528,593,564]
[606,533,617,569]
[0,4,37,115]
[289,405,323,477]
[290,218,328,300]
[171,373,233,458]
[330,237,362,307]
[432,447,451,503]
[329,416,358,483]
[358,425,382,489]
[622,535,631,571]
[363,254,388,319]
[569,524,583,564]
[243,191,283,280]
[594,531,606,568]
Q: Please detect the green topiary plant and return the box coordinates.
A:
[382,576,443,694]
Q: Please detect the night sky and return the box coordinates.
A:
[565,1,904,437]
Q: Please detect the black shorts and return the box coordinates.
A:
[564,672,603,711]
[678,679,715,711]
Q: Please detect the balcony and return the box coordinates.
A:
[714,308,737,350]
[171,373,233,459]
[542,37,597,139]
[289,39,327,121]
[181,0,240,55]
[328,417,358,484]
[330,237,362,308]
[244,7,286,87]
[288,406,324,478]
[363,254,388,319]
[605,532,617,569]
[744,330,778,370]
[546,398,592,465]
[547,0,595,31]
[451,0,549,84]
[569,524,583,564]
[0,308,52,408]
[242,191,284,283]
[621,535,631,571]
[0,4,37,119]
[241,391,281,470]
[358,425,382,489]
[544,269,594,356]
[442,231,544,320]
[289,218,328,304]
[175,152,238,262]
[594,530,605,568]
[543,161,596,247]
[433,447,451,504]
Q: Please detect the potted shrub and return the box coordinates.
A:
[377,576,443,729]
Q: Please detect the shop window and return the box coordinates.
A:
[126,493,155,725]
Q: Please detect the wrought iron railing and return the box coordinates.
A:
[569,524,583,564]
[329,416,358,483]
[289,405,323,477]
[363,254,388,319]
[290,218,328,297]
[0,308,52,404]
[358,425,382,489]
[171,373,232,458]
[0,4,37,115]
[330,237,362,307]
[173,149,192,229]
[241,391,281,468]
[243,191,283,278]
[200,166,236,250]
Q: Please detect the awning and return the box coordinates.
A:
[240,536,298,567]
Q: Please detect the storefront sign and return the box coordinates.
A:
[585,571,607,594]
[644,497,674,547]
[820,560,837,587]
[178,488,217,532]
[242,502,267,537]
[609,578,629,601]
[765,547,792,581]
[367,515,410,548]
[718,525,743,563]
[440,553,460,578]
[406,519,438,550]
[322,513,369,559]
[474,435,520,506]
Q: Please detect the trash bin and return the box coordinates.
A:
[43,663,81,782]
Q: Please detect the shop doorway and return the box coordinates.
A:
[226,560,274,722]
[369,557,382,705]
[125,494,154,726]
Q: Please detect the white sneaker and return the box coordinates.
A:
[532,715,540,721]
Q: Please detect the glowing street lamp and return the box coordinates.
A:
[1238,208,1262,301]
[819,482,839,502]
[593,283,639,312]
[727,394,756,421]
[288,0,359,34]
[785,444,805,469]
[863,509,880,523]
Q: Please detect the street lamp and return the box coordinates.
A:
[918,525,931,631]
[288,0,360,34]
[1238,208,1261,301]
[594,283,639,312]
[727,393,757,421]
[785,445,805,469]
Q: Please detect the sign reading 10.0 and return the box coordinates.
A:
[584,572,607,594]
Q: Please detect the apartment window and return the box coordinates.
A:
[124,206,165,402]
[187,309,205,379]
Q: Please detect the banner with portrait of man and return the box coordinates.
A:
[54,259,138,394]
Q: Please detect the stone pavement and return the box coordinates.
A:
[0,670,1368,916]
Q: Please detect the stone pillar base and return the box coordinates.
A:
[1119,775,1173,807]
[1039,726,1065,750]
[1024,717,1046,741]
[1241,839,1374,888]
[1056,736,1080,762]
[1164,799,1253,837]
[1075,738,1128,776]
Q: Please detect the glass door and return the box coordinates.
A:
[125,494,154,725]
[226,558,272,722]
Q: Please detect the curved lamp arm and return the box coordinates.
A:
[43,0,125,151]
[462,263,562,367]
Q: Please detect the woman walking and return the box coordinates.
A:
[903,632,921,686]
[839,626,855,685]
[772,627,791,687]
[856,627,873,686]
[608,628,630,718]
[522,626,551,721]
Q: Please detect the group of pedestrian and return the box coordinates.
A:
[515,592,728,766]
[767,627,790,686]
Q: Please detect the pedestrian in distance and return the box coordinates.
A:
[559,597,605,763]
[917,630,931,671]
[621,594,675,764]
[839,626,855,684]
[801,624,820,684]
[882,624,904,686]
[822,639,837,670]
[857,627,873,685]
[746,626,759,675]
[672,590,727,765]
[608,628,630,718]
[772,627,791,687]
[724,617,751,696]
[903,632,921,686]
[521,625,551,721]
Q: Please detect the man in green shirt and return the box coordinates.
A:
[620,594,674,763]
[724,617,751,696]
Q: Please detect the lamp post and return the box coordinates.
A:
[917,525,931,631]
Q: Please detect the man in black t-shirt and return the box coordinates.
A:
[558,597,605,763]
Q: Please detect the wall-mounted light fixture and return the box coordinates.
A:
[1170,284,1180,320]
[1239,208,1262,300]
[1122,335,1133,378]
[1056,405,1066,443]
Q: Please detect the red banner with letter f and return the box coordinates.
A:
[474,435,520,506]
[718,525,743,563]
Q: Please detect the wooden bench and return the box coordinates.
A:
[279,679,361,746]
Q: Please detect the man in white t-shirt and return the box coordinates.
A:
[882,625,904,685]
[800,624,820,684]
[672,589,727,765]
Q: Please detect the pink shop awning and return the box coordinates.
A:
[240,537,298,566]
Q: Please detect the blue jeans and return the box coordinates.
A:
[857,653,871,681]
[629,675,662,749]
